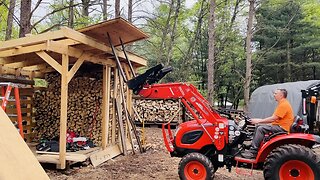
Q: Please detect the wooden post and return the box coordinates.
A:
[102,65,111,149]
[58,53,69,169]
[111,67,118,144]
[124,65,133,116]
[115,98,127,155]
[123,64,134,148]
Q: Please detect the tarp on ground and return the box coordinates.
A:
[248,80,320,118]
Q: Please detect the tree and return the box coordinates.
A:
[128,0,133,22]
[253,0,320,86]
[115,0,120,17]
[207,0,216,106]
[165,0,181,65]
[102,0,108,20]
[19,0,31,37]
[82,0,90,17]
[68,0,74,28]
[244,0,255,111]
[5,0,15,40]
[134,0,246,109]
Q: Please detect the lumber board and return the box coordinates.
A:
[0,57,25,64]
[62,27,146,66]
[67,55,86,83]
[0,65,44,78]
[77,17,148,47]
[101,65,111,148]
[36,147,100,156]
[36,153,87,162]
[0,43,47,58]
[0,29,65,51]
[58,53,69,169]
[22,63,48,71]
[0,108,49,179]
[49,41,116,67]
[89,145,121,167]
[4,59,44,69]
[111,68,118,144]
[115,98,127,155]
[36,51,62,74]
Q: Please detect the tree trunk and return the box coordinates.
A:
[158,0,174,63]
[128,0,133,22]
[115,0,120,17]
[230,0,242,28]
[243,0,255,112]
[207,0,216,106]
[82,0,90,17]
[5,0,16,40]
[68,0,74,28]
[166,0,181,65]
[102,0,108,20]
[183,0,205,66]
[19,0,32,37]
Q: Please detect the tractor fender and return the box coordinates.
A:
[256,133,320,163]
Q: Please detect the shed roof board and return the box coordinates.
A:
[0,18,147,78]
[78,17,149,47]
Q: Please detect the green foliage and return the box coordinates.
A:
[133,0,246,108]
[34,78,48,87]
[41,0,102,31]
[0,0,9,41]
[254,0,320,87]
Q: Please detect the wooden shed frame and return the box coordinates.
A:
[0,18,148,169]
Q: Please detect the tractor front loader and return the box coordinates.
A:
[108,32,320,180]
[125,64,320,180]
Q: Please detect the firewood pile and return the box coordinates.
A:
[33,70,185,146]
[133,99,181,123]
[33,72,108,145]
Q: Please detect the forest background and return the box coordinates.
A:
[1,0,320,111]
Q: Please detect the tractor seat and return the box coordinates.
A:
[263,116,309,142]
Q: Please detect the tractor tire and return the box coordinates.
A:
[263,144,320,180]
[178,152,215,180]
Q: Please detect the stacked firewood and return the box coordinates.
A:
[34,72,109,145]
[133,99,181,123]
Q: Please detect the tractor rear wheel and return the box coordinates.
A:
[178,152,215,180]
[264,144,320,180]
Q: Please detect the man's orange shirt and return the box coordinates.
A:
[272,99,294,132]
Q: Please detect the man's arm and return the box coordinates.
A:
[250,115,279,124]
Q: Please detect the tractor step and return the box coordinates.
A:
[234,156,257,176]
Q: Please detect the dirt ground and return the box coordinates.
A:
[46,127,265,180]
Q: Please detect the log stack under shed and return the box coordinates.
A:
[34,72,106,145]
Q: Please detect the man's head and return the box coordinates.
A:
[273,89,287,101]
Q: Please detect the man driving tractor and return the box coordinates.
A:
[241,88,295,159]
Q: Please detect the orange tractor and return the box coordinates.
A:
[126,64,320,180]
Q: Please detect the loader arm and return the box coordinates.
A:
[127,64,228,150]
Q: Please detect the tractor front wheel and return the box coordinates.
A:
[264,144,320,180]
[178,152,215,180]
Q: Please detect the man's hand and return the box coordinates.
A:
[249,118,261,124]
